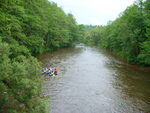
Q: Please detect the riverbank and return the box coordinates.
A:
[101,47,150,73]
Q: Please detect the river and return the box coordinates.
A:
[38,45,150,113]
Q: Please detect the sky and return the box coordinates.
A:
[50,0,136,25]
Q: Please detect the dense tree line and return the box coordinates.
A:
[83,0,150,66]
[0,0,82,112]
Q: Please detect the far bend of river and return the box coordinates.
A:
[37,45,150,113]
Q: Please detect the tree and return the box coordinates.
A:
[82,0,150,66]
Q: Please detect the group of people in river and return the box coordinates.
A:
[42,67,59,76]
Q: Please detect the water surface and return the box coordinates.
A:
[38,45,150,113]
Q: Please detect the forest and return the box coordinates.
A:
[83,0,150,66]
[0,0,83,112]
[0,0,150,113]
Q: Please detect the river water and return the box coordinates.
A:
[38,45,150,113]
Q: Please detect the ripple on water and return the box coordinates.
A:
[38,45,150,113]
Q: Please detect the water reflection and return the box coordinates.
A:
[103,49,150,112]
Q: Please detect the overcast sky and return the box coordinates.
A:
[50,0,136,25]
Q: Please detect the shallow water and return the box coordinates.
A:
[38,45,150,113]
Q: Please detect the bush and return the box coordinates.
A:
[0,39,48,113]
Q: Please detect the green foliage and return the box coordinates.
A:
[0,0,81,112]
[137,39,150,65]
[83,0,150,66]
[0,0,80,54]
[0,39,48,113]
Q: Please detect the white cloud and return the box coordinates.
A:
[50,0,136,25]
[89,17,101,25]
